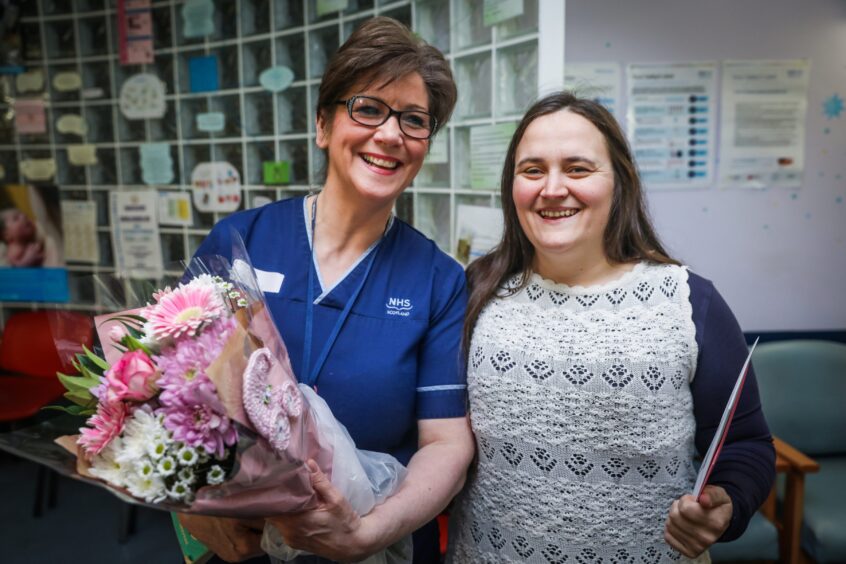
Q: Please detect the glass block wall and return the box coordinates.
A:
[0,0,540,319]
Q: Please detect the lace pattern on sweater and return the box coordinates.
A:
[450,263,704,564]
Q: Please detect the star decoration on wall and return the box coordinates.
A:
[823,94,844,119]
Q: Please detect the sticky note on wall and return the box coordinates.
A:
[259,66,295,93]
[189,55,219,93]
[182,0,214,39]
[263,161,290,185]
[20,158,56,181]
[140,143,175,185]
[53,71,82,92]
[57,114,89,136]
[15,98,47,134]
[16,70,44,93]
[196,112,225,132]
[67,144,98,166]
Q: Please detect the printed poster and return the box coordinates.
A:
[564,63,622,119]
[110,190,164,279]
[470,123,517,189]
[118,0,154,65]
[627,62,718,189]
[0,184,68,302]
[718,59,810,189]
[61,200,99,263]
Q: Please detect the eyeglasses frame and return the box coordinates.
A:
[335,95,438,140]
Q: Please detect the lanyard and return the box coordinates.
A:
[301,195,384,388]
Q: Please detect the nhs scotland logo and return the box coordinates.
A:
[386,297,413,317]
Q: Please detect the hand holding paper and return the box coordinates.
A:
[664,485,733,558]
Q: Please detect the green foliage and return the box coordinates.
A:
[49,347,110,413]
[42,403,96,417]
[124,334,152,355]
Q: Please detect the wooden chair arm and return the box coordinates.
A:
[774,436,820,474]
[767,436,820,563]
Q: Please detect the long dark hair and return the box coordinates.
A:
[463,91,679,350]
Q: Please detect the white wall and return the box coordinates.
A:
[565,0,846,332]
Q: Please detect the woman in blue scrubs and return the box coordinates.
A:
[180,17,474,564]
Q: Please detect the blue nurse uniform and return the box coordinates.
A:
[194,196,468,563]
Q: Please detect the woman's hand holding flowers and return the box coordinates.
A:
[266,459,373,562]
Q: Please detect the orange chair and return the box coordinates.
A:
[0,310,93,424]
[0,310,93,517]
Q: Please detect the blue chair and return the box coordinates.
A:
[754,340,846,563]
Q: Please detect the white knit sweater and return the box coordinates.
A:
[449,263,710,563]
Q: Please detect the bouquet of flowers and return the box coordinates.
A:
[0,239,410,564]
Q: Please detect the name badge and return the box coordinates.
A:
[232,259,284,294]
[255,268,285,293]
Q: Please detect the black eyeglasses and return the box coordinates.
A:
[336,95,437,140]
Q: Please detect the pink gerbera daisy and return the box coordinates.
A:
[146,277,225,341]
[78,401,128,457]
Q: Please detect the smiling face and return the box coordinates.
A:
[316,72,430,208]
[512,109,616,276]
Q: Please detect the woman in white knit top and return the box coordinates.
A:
[447,92,775,563]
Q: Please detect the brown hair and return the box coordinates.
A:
[316,16,457,136]
[463,91,680,350]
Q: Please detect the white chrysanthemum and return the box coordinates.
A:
[176,444,199,466]
[88,438,126,488]
[177,467,196,485]
[147,440,168,460]
[125,473,167,503]
[206,465,226,485]
[157,456,177,477]
[167,481,191,501]
[137,458,155,479]
[118,409,168,465]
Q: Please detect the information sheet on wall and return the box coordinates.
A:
[627,62,717,189]
[564,62,622,119]
[718,59,810,190]
[110,191,163,279]
[470,123,518,189]
[61,200,99,264]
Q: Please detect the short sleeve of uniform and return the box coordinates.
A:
[192,215,246,264]
[415,256,468,420]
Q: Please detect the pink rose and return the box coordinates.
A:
[104,350,159,402]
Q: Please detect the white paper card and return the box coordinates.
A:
[157,191,194,226]
[470,123,517,189]
[110,190,164,279]
[718,59,809,190]
[60,200,99,263]
[120,73,167,120]
[255,268,285,294]
[692,338,760,500]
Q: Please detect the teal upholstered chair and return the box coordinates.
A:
[710,437,815,564]
[712,340,841,563]
[753,340,846,563]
